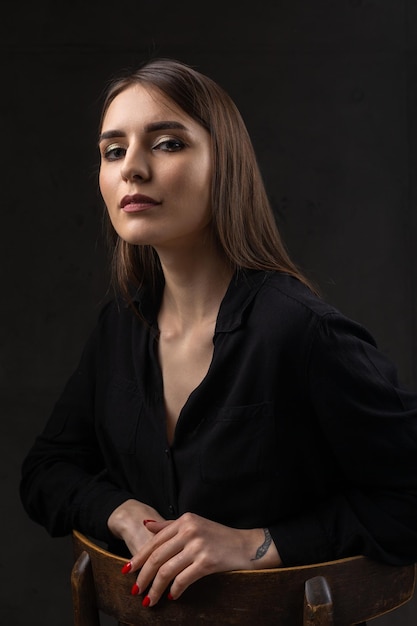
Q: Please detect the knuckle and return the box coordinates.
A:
[196,548,217,572]
[180,512,199,536]
[147,550,163,568]
[170,574,186,596]
[158,561,174,582]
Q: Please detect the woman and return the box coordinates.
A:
[20,57,417,608]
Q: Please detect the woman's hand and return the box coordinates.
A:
[126,512,282,607]
[107,499,166,555]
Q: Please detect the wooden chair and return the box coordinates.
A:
[71,529,415,625]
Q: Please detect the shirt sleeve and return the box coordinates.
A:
[19,301,135,543]
[270,311,417,566]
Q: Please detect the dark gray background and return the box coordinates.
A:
[1,1,417,624]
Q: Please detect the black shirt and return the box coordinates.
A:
[20,270,417,566]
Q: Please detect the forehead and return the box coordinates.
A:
[101,83,193,130]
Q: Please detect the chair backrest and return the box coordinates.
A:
[71,529,415,626]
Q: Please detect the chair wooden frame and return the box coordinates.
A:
[71,529,415,625]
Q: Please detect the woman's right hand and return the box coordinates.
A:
[107,498,166,555]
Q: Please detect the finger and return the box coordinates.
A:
[143,549,194,606]
[143,519,174,534]
[128,521,179,572]
[135,530,186,594]
[167,556,218,601]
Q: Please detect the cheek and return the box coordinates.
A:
[178,158,212,201]
[98,169,106,197]
[98,168,114,207]
[196,152,213,192]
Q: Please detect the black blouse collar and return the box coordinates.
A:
[131,269,271,333]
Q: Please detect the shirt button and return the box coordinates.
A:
[168,505,174,514]
[164,449,170,459]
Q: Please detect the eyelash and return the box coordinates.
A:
[103,144,125,161]
[154,137,185,152]
[102,138,186,161]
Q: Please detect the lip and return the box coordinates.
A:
[120,193,160,212]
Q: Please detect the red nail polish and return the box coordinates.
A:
[143,519,157,525]
[131,583,140,596]
[121,562,132,574]
[167,592,174,601]
[142,595,151,607]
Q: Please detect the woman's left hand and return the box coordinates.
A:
[125,512,282,606]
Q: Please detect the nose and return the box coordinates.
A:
[120,145,150,182]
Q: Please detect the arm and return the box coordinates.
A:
[271,312,417,567]
[19,302,161,545]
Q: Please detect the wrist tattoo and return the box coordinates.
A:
[251,528,272,561]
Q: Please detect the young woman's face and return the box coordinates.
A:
[99,84,213,252]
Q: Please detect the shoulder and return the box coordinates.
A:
[96,296,130,325]
[253,272,378,350]
[256,272,336,322]
[93,294,150,339]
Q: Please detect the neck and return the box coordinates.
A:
[156,242,233,329]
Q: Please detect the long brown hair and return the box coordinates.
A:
[99,57,316,302]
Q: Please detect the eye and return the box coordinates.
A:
[102,143,126,161]
[152,137,185,152]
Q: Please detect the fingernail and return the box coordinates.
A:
[121,561,132,574]
[142,595,151,607]
[143,519,157,525]
[131,583,140,596]
[167,592,174,601]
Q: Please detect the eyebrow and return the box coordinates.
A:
[98,120,188,143]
